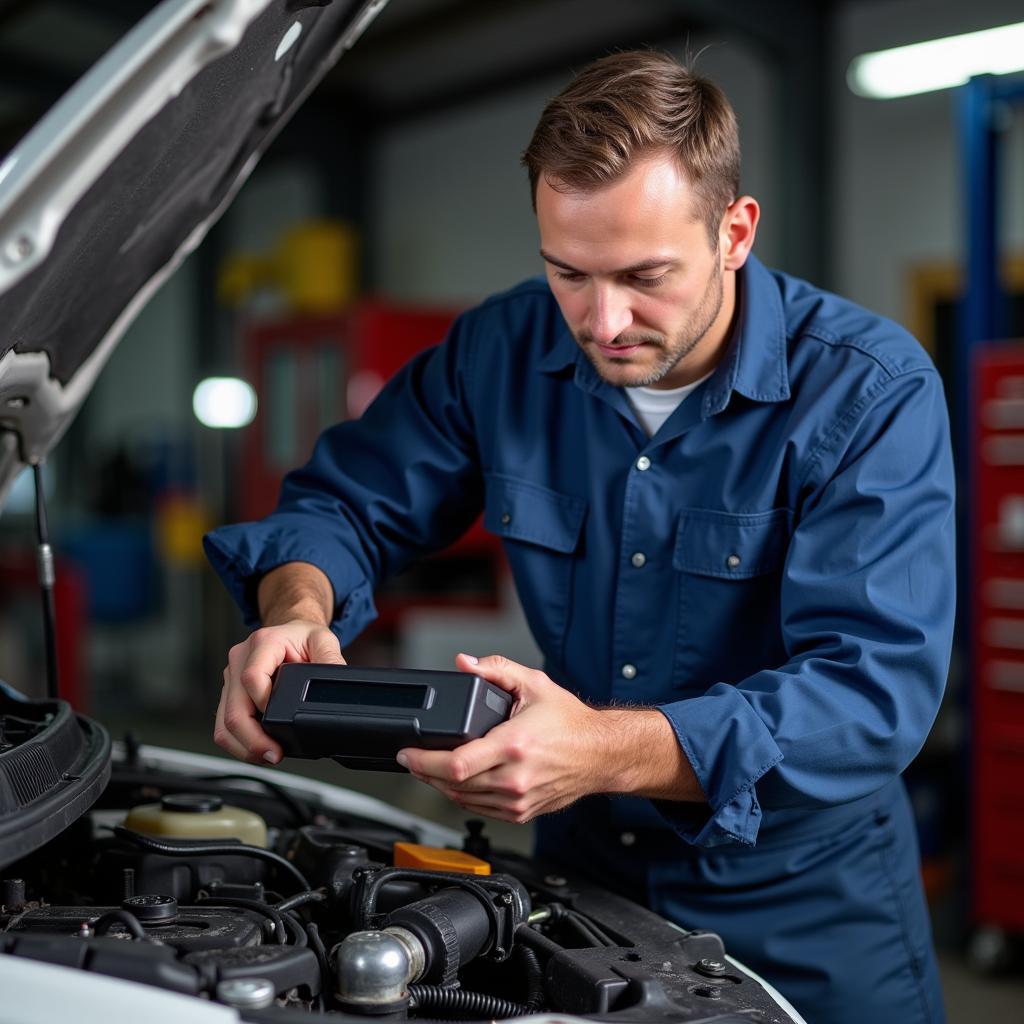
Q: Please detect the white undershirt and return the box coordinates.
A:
[624,370,714,437]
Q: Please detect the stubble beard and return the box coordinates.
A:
[578,262,725,388]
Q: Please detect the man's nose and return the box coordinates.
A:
[586,285,633,343]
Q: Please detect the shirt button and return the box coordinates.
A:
[500,512,512,525]
[620,832,636,847]
[636,456,651,471]
[631,552,647,568]
[621,663,637,680]
[726,553,741,569]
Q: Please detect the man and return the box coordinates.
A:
[205,51,954,1023]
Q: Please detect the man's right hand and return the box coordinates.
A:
[214,561,341,764]
[214,619,345,764]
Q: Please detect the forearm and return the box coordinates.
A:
[257,561,335,627]
[592,707,706,802]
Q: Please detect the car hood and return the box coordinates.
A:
[0,0,388,867]
[0,0,387,510]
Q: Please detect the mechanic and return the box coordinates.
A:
[205,50,955,1023]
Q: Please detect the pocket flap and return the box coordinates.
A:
[484,473,586,553]
[673,508,790,578]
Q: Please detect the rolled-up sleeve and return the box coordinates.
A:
[654,368,955,847]
[204,316,482,644]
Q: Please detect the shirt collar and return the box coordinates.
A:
[701,252,790,417]
[537,252,791,412]
[537,314,579,374]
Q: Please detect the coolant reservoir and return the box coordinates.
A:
[123,793,268,847]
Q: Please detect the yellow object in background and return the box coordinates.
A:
[156,492,210,568]
[278,221,358,313]
[218,220,358,314]
[393,842,492,875]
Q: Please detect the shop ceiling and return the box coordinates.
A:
[0,0,836,278]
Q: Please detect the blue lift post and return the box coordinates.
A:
[957,72,1024,963]
[958,71,1024,505]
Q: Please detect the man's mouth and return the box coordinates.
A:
[595,342,645,357]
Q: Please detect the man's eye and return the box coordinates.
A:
[553,270,585,283]
[631,275,666,289]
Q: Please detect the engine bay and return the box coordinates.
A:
[0,692,798,1022]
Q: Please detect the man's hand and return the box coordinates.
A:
[398,654,703,824]
[214,620,344,764]
[214,561,340,764]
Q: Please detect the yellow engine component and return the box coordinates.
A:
[393,842,491,875]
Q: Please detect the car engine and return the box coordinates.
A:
[0,689,798,1023]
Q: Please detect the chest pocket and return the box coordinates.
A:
[484,473,586,666]
[673,508,791,687]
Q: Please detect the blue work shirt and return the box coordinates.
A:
[205,253,956,851]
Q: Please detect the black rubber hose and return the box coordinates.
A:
[305,921,330,1010]
[112,826,311,893]
[563,911,611,947]
[193,774,311,826]
[196,896,289,944]
[565,909,617,947]
[282,910,309,947]
[517,944,545,1012]
[275,889,328,914]
[92,909,150,941]
[515,924,563,960]
[409,986,532,1019]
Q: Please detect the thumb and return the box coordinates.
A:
[456,652,538,700]
[309,627,346,665]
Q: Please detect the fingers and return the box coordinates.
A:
[233,628,289,710]
[455,652,542,702]
[216,621,343,765]
[400,732,508,783]
[428,779,537,825]
[310,628,346,665]
[216,659,283,764]
[213,686,250,761]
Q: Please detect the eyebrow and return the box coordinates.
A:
[540,250,677,275]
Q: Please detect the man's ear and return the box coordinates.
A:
[720,196,759,271]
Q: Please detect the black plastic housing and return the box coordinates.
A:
[261,665,513,771]
[0,685,110,869]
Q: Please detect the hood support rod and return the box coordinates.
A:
[32,461,59,701]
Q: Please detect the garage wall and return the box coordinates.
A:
[834,0,1024,326]
[73,160,324,471]
[369,1,1024,333]
[83,258,198,448]
[368,33,782,306]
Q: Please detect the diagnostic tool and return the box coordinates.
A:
[261,665,514,771]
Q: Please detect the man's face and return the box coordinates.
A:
[537,154,734,390]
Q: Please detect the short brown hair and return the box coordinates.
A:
[522,50,740,242]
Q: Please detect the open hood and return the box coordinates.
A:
[0,0,388,867]
[0,0,388,509]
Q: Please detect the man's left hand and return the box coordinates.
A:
[397,653,613,824]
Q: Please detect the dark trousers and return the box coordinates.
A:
[535,779,945,1023]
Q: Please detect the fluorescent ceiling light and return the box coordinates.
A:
[193,376,257,429]
[848,21,1024,99]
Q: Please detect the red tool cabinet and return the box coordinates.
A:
[972,342,1024,931]
[235,300,505,640]
[239,301,462,522]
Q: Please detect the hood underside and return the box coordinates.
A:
[0,0,386,509]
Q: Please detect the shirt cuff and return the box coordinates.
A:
[654,685,783,848]
[203,522,377,643]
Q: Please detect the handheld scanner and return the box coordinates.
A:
[260,664,513,771]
